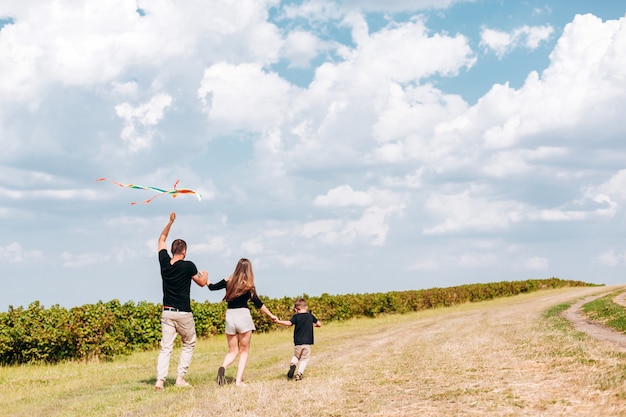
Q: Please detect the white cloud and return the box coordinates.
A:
[272,252,323,268]
[423,186,525,235]
[280,0,343,21]
[194,236,232,257]
[585,169,626,204]
[341,0,468,13]
[528,209,587,222]
[481,147,568,177]
[458,252,497,268]
[111,81,140,98]
[0,242,44,263]
[382,168,425,189]
[115,93,173,152]
[1,2,626,309]
[315,185,405,209]
[532,6,552,17]
[524,256,549,270]
[281,0,466,16]
[0,186,99,201]
[353,17,475,83]
[479,28,513,57]
[110,244,144,264]
[311,185,406,245]
[300,219,343,243]
[314,185,372,207]
[524,25,553,49]
[344,205,402,245]
[60,251,104,268]
[480,24,554,58]
[241,238,264,255]
[283,30,325,68]
[595,249,626,267]
[246,16,476,172]
[422,178,616,236]
[300,201,403,245]
[451,13,626,159]
[371,83,469,163]
[198,62,296,132]
[0,0,282,107]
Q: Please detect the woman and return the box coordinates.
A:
[207,258,277,387]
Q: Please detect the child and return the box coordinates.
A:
[274,298,322,381]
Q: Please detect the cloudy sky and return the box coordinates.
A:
[1,0,625,310]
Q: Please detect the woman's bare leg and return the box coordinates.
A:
[235,331,252,386]
[222,333,240,367]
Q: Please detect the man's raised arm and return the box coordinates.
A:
[158,212,176,251]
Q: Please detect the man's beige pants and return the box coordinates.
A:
[156,311,196,381]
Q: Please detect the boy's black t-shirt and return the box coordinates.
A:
[290,312,318,345]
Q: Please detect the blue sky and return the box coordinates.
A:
[1,0,625,309]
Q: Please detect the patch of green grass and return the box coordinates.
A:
[582,291,626,333]
[543,303,583,337]
[544,303,570,317]
[536,302,591,359]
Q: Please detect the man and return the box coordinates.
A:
[155,212,207,391]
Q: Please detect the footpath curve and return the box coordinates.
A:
[563,286,626,352]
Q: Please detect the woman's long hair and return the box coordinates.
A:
[224,258,256,301]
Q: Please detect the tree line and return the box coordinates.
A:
[0,278,595,365]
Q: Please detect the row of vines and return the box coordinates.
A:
[0,278,595,365]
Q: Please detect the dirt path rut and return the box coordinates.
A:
[563,286,626,351]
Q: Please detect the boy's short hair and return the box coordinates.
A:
[294,298,307,310]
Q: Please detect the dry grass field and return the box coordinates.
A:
[1,285,625,416]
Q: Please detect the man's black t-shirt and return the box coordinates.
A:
[159,249,198,312]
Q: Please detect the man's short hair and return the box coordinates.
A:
[171,239,187,255]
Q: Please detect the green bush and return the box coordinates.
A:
[0,277,597,365]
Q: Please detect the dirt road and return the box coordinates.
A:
[563,288,626,351]
[312,285,626,417]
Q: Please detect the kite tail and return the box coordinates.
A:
[131,193,164,205]
[97,177,201,205]
[95,177,126,188]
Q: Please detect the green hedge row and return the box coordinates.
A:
[0,278,595,365]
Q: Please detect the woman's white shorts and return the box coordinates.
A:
[225,308,256,335]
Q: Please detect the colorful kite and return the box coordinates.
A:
[96,178,202,205]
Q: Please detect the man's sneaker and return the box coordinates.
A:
[294,373,303,381]
[287,364,296,379]
[217,366,226,386]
